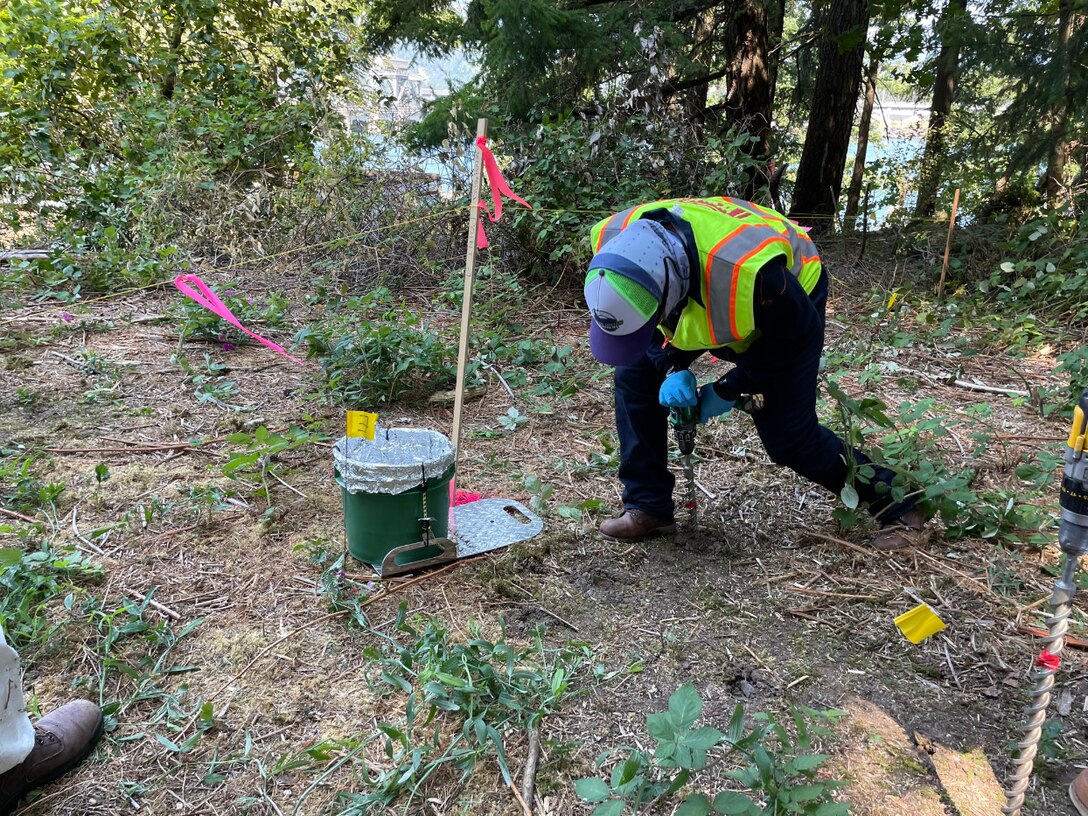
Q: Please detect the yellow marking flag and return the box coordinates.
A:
[894,603,946,644]
[346,411,378,440]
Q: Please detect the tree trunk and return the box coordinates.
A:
[914,0,967,217]
[788,0,869,234]
[682,8,717,139]
[844,57,879,228]
[722,0,784,200]
[1045,0,1076,207]
[161,10,186,101]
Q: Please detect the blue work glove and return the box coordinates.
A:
[658,370,698,408]
[697,383,734,424]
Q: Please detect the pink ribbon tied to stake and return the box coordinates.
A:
[475,135,532,249]
[173,273,305,365]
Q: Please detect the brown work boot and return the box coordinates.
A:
[869,506,928,551]
[599,509,676,541]
[1072,768,1088,816]
[0,699,103,815]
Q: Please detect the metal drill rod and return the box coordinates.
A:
[669,393,764,529]
[1004,389,1088,816]
[1002,556,1077,815]
[670,405,698,527]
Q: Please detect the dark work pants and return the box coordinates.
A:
[613,272,913,523]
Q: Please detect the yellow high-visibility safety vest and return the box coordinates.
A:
[589,197,822,353]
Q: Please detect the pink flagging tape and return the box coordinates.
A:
[173,274,305,365]
[475,136,532,249]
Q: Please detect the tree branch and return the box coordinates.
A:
[662,67,729,97]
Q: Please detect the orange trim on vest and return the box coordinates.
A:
[704,231,735,346]
[621,208,641,230]
[594,212,620,252]
[732,232,786,339]
[735,234,785,275]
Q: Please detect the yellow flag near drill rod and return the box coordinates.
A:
[894,603,946,644]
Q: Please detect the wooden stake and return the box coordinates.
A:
[451,119,488,479]
[937,187,960,299]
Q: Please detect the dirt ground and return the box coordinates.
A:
[1,253,1085,816]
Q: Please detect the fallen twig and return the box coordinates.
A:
[802,529,874,557]
[126,588,182,620]
[521,724,541,814]
[534,605,580,632]
[510,775,533,816]
[71,505,105,555]
[951,378,1029,398]
[270,470,308,499]
[0,506,37,524]
[786,586,882,601]
[1017,625,1088,649]
[45,443,191,454]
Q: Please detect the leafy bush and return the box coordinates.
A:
[978,211,1088,325]
[825,385,1058,547]
[0,0,366,300]
[175,285,289,344]
[418,107,765,284]
[295,288,456,406]
[575,683,850,816]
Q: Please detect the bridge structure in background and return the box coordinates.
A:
[875,96,929,136]
[339,57,446,136]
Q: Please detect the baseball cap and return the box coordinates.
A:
[584,219,687,366]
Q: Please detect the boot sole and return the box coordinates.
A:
[0,713,104,815]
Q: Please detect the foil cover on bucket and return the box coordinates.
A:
[334,428,455,495]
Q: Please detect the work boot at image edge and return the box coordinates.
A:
[600,508,677,541]
[1072,768,1088,816]
[869,506,928,551]
[0,699,104,815]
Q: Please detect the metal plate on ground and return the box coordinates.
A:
[454,499,543,557]
[371,499,543,577]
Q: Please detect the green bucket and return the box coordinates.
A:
[333,429,456,568]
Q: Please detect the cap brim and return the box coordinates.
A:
[589,319,656,366]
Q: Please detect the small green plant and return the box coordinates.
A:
[498,406,529,431]
[823,382,1056,547]
[77,349,125,405]
[222,424,326,503]
[575,684,850,816]
[1054,347,1088,414]
[569,430,621,478]
[84,592,205,741]
[0,543,101,652]
[15,387,39,406]
[94,463,111,484]
[316,604,594,814]
[172,353,247,411]
[521,473,554,515]
[176,284,289,344]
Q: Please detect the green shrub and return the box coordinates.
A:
[575,683,850,816]
[295,288,455,407]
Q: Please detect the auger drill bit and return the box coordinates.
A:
[1004,387,1088,816]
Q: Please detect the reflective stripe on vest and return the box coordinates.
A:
[589,197,821,351]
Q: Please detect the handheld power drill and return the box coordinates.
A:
[670,405,699,526]
[1003,387,1088,815]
